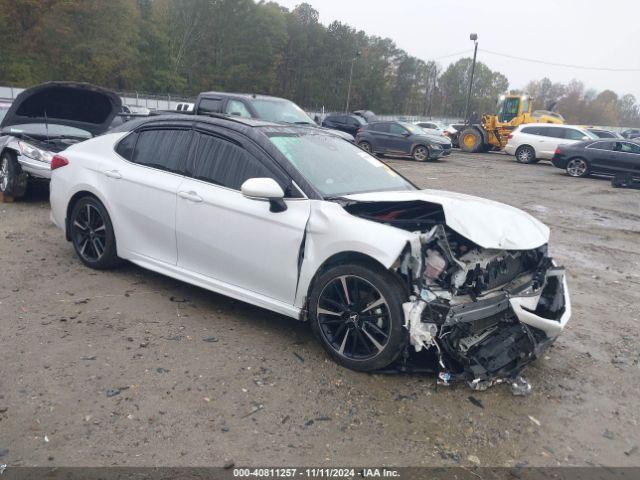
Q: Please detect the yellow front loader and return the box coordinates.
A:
[457,94,564,153]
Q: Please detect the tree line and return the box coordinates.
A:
[1,0,639,127]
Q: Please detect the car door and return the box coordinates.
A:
[536,127,566,158]
[609,141,640,175]
[387,123,412,154]
[365,122,389,151]
[107,126,192,264]
[586,141,615,173]
[175,127,310,305]
[344,116,361,137]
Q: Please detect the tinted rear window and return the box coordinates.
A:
[541,127,565,139]
[368,123,390,133]
[132,129,192,173]
[115,132,138,160]
[589,141,615,150]
[521,126,542,135]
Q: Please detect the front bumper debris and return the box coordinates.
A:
[402,263,570,390]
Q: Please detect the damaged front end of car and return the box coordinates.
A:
[342,197,571,391]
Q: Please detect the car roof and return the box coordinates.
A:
[110,113,280,132]
[198,91,289,102]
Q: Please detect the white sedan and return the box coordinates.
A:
[49,114,570,389]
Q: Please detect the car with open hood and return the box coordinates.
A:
[0,81,121,198]
[49,114,570,391]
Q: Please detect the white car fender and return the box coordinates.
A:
[294,200,414,309]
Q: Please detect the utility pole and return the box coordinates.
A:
[345,51,361,113]
[463,33,478,124]
[427,67,437,118]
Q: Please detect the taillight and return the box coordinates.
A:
[554,148,561,155]
[507,134,513,139]
[51,155,69,170]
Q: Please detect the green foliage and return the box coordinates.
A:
[1,0,638,126]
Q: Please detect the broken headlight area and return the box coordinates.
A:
[397,224,570,391]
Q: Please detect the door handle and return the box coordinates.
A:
[103,170,122,179]
[178,190,203,203]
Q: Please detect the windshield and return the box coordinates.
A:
[399,122,423,134]
[267,132,415,197]
[0,105,10,124]
[1,123,92,139]
[251,98,315,124]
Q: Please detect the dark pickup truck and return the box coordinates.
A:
[191,91,353,140]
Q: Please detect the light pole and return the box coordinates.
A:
[463,33,478,124]
[345,51,361,113]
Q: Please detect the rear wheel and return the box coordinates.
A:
[0,151,27,198]
[566,157,589,178]
[459,128,484,153]
[70,196,120,269]
[309,264,408,372]
[515,145,538,164]
[412,145,429,162]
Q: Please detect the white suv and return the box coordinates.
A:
[505,124,597,163]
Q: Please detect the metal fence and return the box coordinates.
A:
[0,85,194,111]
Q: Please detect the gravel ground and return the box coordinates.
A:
[0,151,639,468]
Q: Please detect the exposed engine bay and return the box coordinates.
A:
[342,199,571,392]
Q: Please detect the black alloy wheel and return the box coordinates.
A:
[310,264,407,371]
[70,196,119,269]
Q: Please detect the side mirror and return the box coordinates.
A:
[402,132,410,137]
[582,136,590,141]
[240,178,287,213]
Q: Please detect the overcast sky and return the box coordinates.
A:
[274,0,640,99]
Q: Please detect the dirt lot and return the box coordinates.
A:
[1,151,639,468]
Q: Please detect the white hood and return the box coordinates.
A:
[343,189,550,250]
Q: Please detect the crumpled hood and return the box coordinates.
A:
[1,82,122,136]
[343,189,550,250]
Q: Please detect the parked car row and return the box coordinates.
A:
[504,123,640,182]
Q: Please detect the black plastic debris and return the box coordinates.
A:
[612,174,640,189]
[468,396,484,408]
[106,388,120,397]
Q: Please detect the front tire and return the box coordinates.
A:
[412,145,430,162]
[358,141,372,153]
[0,151,27,198]
[515,145,538,164]
[459,128,484,153]
[309,263,408,372]
[566,157,589,178]
[69,196,119,269]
